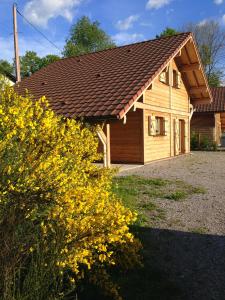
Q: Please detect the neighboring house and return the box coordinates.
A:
[16,32,211,166]
[0,68,16,86]
[191,87,225,146]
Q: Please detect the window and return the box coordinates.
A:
[148,116,168,136]
[159,68,169,85]
[155,117,164,135]
[173,70,182,88]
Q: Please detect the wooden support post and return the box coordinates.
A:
[97,125,111,168]
[13,3,21,82]
[106,124,111,168]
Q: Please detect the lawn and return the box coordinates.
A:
[79,175,206,300]
[109,175,206,300]
[112,175,205,226]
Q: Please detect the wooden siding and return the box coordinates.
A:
[109,109,144,163]
[221,112,225,132]
[143,58,190,163]
[191,112,215,143]
[144,110,171,161]
[215,113,221,145]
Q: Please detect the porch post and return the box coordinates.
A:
[106,123,111,168]
[97,124,111,168]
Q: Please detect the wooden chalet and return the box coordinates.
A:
[191,87,225,146]
[16,32,211,167]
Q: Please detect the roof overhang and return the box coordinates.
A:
[175,35,212,105]
[118,33,212,119]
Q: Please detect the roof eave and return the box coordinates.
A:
[117,33,193,120]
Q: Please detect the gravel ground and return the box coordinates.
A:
[121,152,225,300]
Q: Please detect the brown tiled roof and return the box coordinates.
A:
[16,32,192,119]
[195,87,225,113]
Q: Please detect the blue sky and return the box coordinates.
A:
[0,0,225,62]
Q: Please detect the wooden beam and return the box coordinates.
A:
[180,63,200,73]
[97,127,107,167]
[97,125,111,168]
[134,102,190,117]
[106,124,111,168]
[191,98,211,105]
[176,50,182,57]
[189,86,207,94]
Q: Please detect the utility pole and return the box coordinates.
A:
[13,3,21,82]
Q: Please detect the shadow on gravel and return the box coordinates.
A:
[78,227,225,300]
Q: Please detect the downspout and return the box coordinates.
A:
[190,104,196,120]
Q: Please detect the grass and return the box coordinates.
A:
[190,226,209,234]
[165,191,187,201]
[109,175,208,299]
[112,175,206,225]
[80,175,208,300]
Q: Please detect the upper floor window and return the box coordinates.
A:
[173,70,182,89]
[159,68,169,85]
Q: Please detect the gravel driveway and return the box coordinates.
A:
[121,152,225,300]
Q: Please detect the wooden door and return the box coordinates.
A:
[179,120,185,154]
[174,119,185,155]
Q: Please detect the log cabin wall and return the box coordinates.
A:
[220,112,225,132]
[108,109,144,163]
[191,112,215,142]
[143,59,190,163]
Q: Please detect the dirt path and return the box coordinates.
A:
[121,152,225,300]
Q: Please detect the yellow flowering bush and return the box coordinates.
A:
[0,87,141,300]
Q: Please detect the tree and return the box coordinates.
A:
[20,51,42,77]
[63,16,115,57]
[19,52,61,78]
[0,87,140,299]
[156,27,179,38]
[208,71,223,87]
[0,60,14,75]
[183,21,225,86]
[40,54,60,68]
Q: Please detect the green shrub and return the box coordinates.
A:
[191,132,217,151]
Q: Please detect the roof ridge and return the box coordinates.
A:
[57,31,192,63]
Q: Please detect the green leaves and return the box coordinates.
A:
[63,16,115,57]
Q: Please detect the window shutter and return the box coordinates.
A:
[174,119,179,155]
[163,117,169,136]
[177,71,181,88]
[148,115,156,136]
[159,71,166,83]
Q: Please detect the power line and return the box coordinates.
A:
[16,8,62,53]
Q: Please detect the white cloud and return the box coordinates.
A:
[222,14,225,24]
[116,15,139,31]
[214,0,223,4]
[0,35,63,62]
[140,21,153,27]
[23,0,84,28]
[197,19,208,27]
[112,32,144,45]
[146,0,172,10]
